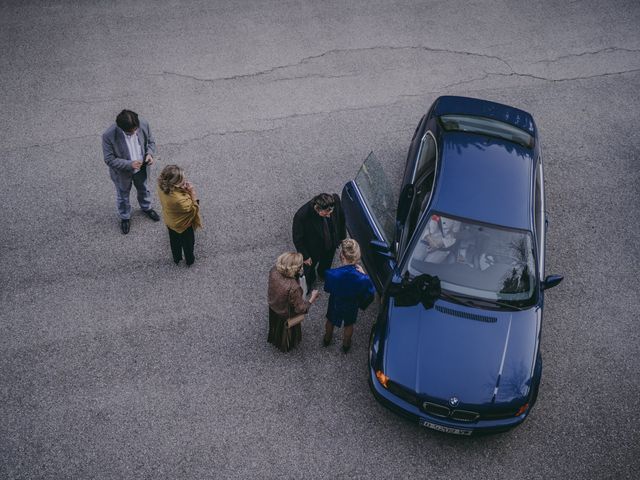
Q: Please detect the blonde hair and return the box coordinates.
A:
[158,165,185,194]
[340,238,361,264]
[276,252,303,278]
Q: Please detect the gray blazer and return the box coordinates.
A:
[102,118,156,190]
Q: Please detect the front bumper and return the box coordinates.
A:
[369,368,528,435]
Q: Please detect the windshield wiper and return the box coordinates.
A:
[439,291,523,311]
[491,299,524,311]
[439,290,476,308]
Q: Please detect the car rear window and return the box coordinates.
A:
[439,114,534,149]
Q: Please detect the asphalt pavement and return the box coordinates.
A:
[1,1,639,479]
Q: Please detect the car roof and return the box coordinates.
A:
[430,131,534,230]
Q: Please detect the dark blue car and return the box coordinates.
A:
[341,96,563,435]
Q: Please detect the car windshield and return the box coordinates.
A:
[406,213,537,305]
[439,114,534,149]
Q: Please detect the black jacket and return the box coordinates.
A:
[292,194,346,261]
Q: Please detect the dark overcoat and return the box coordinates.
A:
[292,194,346,261]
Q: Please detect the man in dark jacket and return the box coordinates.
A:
[292,193,346,291]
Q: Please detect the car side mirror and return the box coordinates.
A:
[370,239,394,259]
[396,184,415,225]
[541,274,563,290]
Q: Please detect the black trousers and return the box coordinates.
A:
[304,249,335,290]
[168,226,195,265]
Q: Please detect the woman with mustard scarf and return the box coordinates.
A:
[157,165,202,266]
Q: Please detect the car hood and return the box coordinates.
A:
[382,298,541,407]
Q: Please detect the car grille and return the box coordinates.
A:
[450,409,480,422]
[422,402,451,418]
[420,402,480,422]
[386,382,491,423]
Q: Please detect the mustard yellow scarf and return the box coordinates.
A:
[158,187,202,233]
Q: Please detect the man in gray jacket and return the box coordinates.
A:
[102,109,160,234]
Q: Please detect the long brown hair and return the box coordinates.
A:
[158,165,185,194]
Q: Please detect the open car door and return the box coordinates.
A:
[341,152,399,292]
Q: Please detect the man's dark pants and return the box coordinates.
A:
[304,249,335,290]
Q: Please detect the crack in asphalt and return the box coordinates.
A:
[12,104,396,152]
[491,67,640,83]
[159,126,284,148]
[256,102,400,123]
[154,44,515,83]
[439,73,492,90]
[9,127,285,153]
[533,46,640,64]
[19,134,101,151]
[419,67,640,91]
[270,72,358,83]
[400,66,640,99]
[161,105,395,147]
[48,95,136,105]
[267,63,640,113]
[9,65,640,152]
[151,44,640,91]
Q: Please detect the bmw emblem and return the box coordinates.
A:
[449,396,459,407]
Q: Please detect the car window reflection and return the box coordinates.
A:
[407,213,536,304]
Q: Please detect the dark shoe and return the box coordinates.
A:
[143,209,160,221]
[174,259,182,265]
[120,219,130,234]
[322,335,332,347]
[342,343,351,354]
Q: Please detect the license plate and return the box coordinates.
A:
[419,419,472,436]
